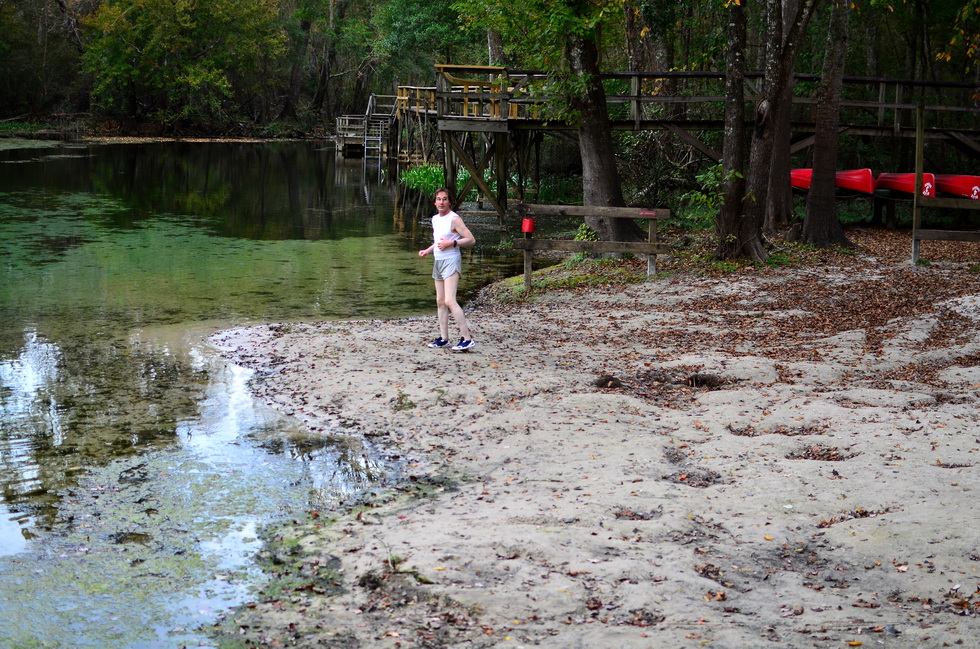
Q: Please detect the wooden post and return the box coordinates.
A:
[642,210,658,276]
[912,103,925,263]
[632,73,641,131]
[894,84,904,136]
[495,131,509,214]
[524,234,533,293]
[522,222,534,292]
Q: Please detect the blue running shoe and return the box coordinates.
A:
[427,337,451,348]
[451,338,475,352]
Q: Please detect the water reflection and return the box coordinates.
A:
[0,139,527,646]
[0,331,61,555]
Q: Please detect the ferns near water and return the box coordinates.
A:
[399,164,445,195]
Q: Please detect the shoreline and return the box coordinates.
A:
[209,231,980,648]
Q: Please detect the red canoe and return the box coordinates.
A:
[935,174,980,200]
[790,168,813,191]
[791,168,875,195]
[874,172,935,198]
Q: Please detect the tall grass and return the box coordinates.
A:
[399,163,445,195]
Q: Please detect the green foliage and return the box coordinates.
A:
[945,0,980,71]
[400,163,446,194]
[0,3,82,114]
[670,206,717,232]
[835,200,876,225]
[573,223,599,242]
[682,164,740,212]
[671,164,743,232]
[764,251,795,268]
[392,391,417,412]
[566,222,601,263]
[82,0,286,121]
[455,167,496,201]
[399,164,586,206]
[529,257,648,292]
[0,121,45,133]
[374,0,481,67]
[537,175,583,204]
[453,0,628,122]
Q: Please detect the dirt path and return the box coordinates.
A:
[209,231,980,648]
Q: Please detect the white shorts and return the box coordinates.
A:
[432,256,462,280]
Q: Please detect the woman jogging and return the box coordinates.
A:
[418,188,475,352]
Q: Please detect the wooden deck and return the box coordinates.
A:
[409,65,980,147]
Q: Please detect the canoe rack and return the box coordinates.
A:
[912,105,980,263]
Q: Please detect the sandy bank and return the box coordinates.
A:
[209,231,980,648]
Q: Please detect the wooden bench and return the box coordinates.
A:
[508,204,672,291]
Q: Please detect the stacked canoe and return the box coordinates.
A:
[791,169,979,200]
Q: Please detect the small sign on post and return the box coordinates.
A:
[522,218,535,292]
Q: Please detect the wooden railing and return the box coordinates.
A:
[396,65,980,139]
[509,204,673,291]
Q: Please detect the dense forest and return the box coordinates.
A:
[2,0,976,132]
[2,0,978,257]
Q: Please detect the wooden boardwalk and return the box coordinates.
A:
[337,65,980,219]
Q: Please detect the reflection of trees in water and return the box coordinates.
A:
[0,327,206,523]
[0,141,449,534]
[245,430,388,508]
[0,141,399,241]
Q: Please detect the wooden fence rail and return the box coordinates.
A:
[509,204,672,292]
[912,104,980,262]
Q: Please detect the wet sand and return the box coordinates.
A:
[210,231,980,648]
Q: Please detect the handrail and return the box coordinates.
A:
[397,69,980,133]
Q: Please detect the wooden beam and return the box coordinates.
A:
[916,229,980,242]
[918,196,980,210]
[438,118,509,133]
[446,134,507,218]
[513,239,672,254]
[947,130,980,157]
[510,204,671,219]
[664,124,720,161]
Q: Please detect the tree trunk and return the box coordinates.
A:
[565,32,642,241]
[623,3,646,72]
[764,79,795,231]
[802,0,852,248]
[716,0,748,260]
[623,3,675,103]
[279,19,312,121]
[487,29,507,66]
[313,0,350,119]
[728,0,821,261]
[764,0,801,232]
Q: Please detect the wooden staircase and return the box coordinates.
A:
[336,94,396,160]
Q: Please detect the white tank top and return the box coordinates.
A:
[431,211,461,261]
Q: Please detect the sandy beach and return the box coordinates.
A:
[209,229,980,648]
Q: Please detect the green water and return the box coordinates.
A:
[0,138,521,647]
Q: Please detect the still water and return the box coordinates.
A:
[0,139,521,647]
